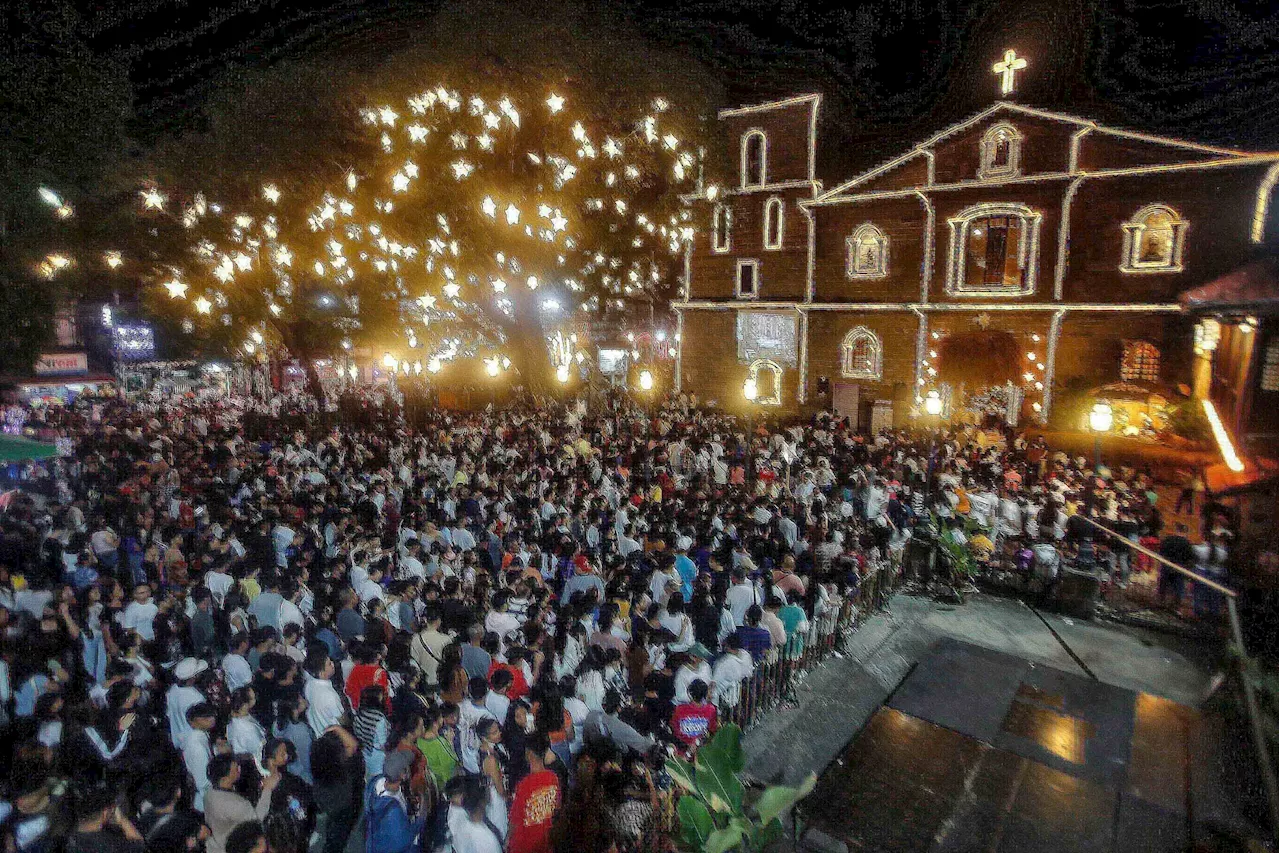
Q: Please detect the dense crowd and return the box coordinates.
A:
[0,387,1244,853]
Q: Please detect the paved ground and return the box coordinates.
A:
[741,591,1217,789]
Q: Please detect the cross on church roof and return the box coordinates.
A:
[992,49,1027,97]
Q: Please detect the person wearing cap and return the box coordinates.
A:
[166,656,208,748]
[672,644,713,704]
[561,555,604,601]
[363,748,426,853]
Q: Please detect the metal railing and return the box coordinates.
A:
[1075,515,1278,832]
[717,563,899,731]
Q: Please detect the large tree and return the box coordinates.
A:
[142,83,700,392]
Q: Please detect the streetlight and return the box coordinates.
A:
[923,391,943,513]
[1088,401,1113,474]
[743,378,758,402]
[924,390,943,417]
[743,377,759,479]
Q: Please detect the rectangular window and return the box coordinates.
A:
[736,259,759,299]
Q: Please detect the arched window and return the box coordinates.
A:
[741,130,767,188]
[978,123,1022,180]
[841,327,882,380]
[1120,205,1187,273]
[763,198,784,250]
[1121,340,1160,382]
[712,204,732,253]
[748,358,783,405]
[846,224,888,279]
[945,203,1043,295]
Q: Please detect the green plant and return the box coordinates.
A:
[1164,399,1212,443]
[929,511,978,579]
[667,723,816,852]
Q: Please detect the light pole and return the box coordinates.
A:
[743,378,758,480]
[1088,401,1113,474]
[924,390,943,515]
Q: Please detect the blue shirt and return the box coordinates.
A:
[675,554,698,602]
[735,626,773,662]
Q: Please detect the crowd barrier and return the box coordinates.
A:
[717,562,899,731]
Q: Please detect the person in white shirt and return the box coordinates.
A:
[271,522,296,568]
[712,635,754,710]
[222,634,253,692]
[278,583,305,631]
[483,592,520,651]
[182,703,218,812]
[167,657,208,747]
[303,649,347,736]
[226,686,267,773]
[458,679,497,774]
[726,569,762,627]
[483,673,512,723]
[120,584,159,641]
[357,562,388,606]
[673,645,714,704]
[204,564,234,607]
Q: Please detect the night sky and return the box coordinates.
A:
[66,0,1280,181]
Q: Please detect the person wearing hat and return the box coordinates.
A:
[363,748,426,853]
[672,644,713,704]
[166,656,208,748]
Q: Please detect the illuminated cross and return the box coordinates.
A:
[992,49,1028,96]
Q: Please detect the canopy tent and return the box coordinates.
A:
[0,435,59,462]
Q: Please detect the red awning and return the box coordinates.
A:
[1179,257,1278,315]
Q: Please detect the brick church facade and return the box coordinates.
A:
[674,81,1278,430]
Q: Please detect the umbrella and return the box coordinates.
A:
[0,435,59,462]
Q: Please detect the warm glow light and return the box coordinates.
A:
[1088,402,1113,434]
[140,188,166,210]
[262,184,281,203]
[194,296,212,314]
[546,93,565,113]
[992,49,1028,96]
[382,353,397,369]
[743,378,758,401]
[427,357,442,373]
[103,251,123,269]
[505,203,520,225]
[1203,399,1246,472]
[481,196,497,218]
[924,390,943,416]
[556,364,570,383]
[485,358,500,377]
[163,279,188,298]
[639,369,654,391]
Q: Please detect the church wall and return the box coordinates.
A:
[1062,164,1274,304]
[930,114,1075,184]
[811,196,926,303]
[678,309,800,411]
[719,101,816,187]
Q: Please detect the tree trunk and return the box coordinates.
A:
[502,321,556,397]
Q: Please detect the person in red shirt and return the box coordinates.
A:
[507,732,562,853]
[670,679,718,755]
[487,648,530,701]
[344,641,392,712]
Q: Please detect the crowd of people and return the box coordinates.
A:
[0,385,1246,853]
